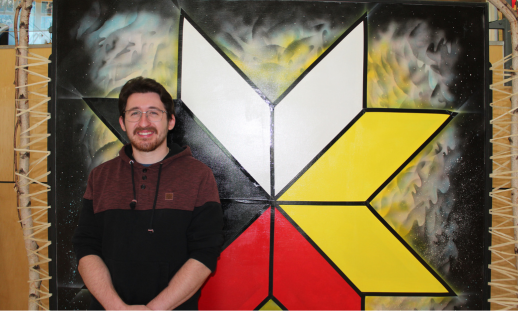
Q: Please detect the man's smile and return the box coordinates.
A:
[134,127,157,137]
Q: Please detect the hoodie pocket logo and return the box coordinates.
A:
[165,193,174,200]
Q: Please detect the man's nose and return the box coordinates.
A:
[138,112,152,126]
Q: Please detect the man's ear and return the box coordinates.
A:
[119,116,127,132]
[168,115,176,131]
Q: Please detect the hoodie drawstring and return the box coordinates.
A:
[148,163,163,234]
[129,160,137,210]
[129,160,162,234]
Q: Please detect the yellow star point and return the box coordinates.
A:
[279,112,449,202]
[282,204,449,293]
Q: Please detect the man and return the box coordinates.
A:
[73,77,223,310]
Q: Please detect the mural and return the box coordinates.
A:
[52,0,488,310]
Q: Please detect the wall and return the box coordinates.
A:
[0,45,51,310]
[53,1,488,310]
[489,42,514,310]
[0,5,507,311]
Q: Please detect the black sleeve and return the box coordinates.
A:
[72,198,103,263]
[186,201,224,272]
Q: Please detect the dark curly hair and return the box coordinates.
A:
[118,77,175,121]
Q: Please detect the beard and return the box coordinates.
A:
[129,126,167,152]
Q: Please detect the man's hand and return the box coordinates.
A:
[104,304,150,310]
[78,255,128,310]
[122,305,151,310]
[146,259,212,310]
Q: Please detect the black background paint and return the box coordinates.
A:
[50,1,488,309]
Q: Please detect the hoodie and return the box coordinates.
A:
[73,144,224,310]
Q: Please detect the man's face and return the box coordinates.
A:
[119,92,175,153]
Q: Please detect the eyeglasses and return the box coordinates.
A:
[124,109,166,122]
